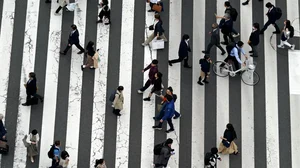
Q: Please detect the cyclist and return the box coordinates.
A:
[221,41,248,70]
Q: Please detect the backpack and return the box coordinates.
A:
[47,145,56,158]
[153,142,164,155]
[289,26,294,38]
[275,7,282,20]
[226,42,237,55]
[61,150,69,160]
[230,8,238,21]
[204,152,212,165]
[109,90,118,102]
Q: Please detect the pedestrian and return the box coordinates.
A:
[152,95,175,133]
[96,0,111,25]
[153,138,174,168]
[219,14,234,45]
[260,2,281,34]
[277,20,295,50]
[202,23,226,55]
[221,41,248,70]
[142,14,168,46]
[23,129,39,163]
[81,41,99,70]
[248,23,260,57]
[0,114,7,141]
[218,123,238,155]
[94,159,107,168]
[22,72,44,106]
[138,59,159,93]
[112,86,124,116]
[60,24,85,55]
[215,1,239,37]
[59,150,70,168]
[143,72,163,101]
[242,0,263,5]
[154,86,181,120]
[204,147,222,168]
[198,55,212,85]
[168,34,192,68]
[54,0,69,15]
[49,140,61,168]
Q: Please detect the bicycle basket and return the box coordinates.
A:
[247,61,257,71]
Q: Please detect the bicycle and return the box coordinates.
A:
[212,59,260,86]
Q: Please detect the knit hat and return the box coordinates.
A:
[165,138,173,145]
[152,59,158,64]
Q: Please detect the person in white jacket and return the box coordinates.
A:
[23,129,40,163]
[278,20,295,50]
[54,0,70,15]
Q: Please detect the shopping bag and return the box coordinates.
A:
[152,4,162,12]
[152,39,164,50]
[66,2,78,11]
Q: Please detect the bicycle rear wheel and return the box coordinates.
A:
[241,70,260,86]
[213,61,229,77]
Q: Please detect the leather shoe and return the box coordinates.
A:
[168,61,173,66]
[22,103,29,106]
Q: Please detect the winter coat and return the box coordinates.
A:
[161,100,175,120]
[113,90,124,110]
[154,145,172,167]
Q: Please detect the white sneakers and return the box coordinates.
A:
[232,33,240,38]
[137,90,143,94]
[277,45,284,48]
[277,44,295,50]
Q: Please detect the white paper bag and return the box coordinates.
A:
[66,2,78,11]
[152,39,164,50]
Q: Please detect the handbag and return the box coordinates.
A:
[22,135,29,147]
[152,39,164,50]
[222,139,230,148]
[149,25,154,30]
[152,4,162,12]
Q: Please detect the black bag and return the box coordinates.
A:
[226,42,236,55]
[230,8,238,21]
[27,95,38,105]
[149,25,154,30]
[153,142,164,155]
[48,145,56,158]
[275,7,282,20]
[0,140,9,154]
[289,26,294,38]
[109,90,118,102]
[222,139,231,148]
[61,150,69,160]
[204,152,212,165]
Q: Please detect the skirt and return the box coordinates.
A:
[218,141,238,154]
[27,144,38,157]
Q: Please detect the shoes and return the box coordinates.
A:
[22,103,29,106]
[242,1,249,5]
[168,61,173,66]
[81,65,84,71]
[40,97,44,103]
[148,10,154,12]
[249,51,253,53]
[291,44,295,50]
[137,90,143,94]
[277,45,284,49]
[143,97,150,101]
[221,42,228,45]
[152,126,162,130]
[203,80,209,84]
[60,51,66,55]
[31,157,34,163]
[173,114,181,119]
[221,51,226,55]
[197,81,204,85]
[77,51,84,54]
[141,43,146,46]
[105,22,111,25]
[184,65,192,68]
[273,31,280,34]
[166,129,174,133]
[232,33,240,38]
[96,20,103,23]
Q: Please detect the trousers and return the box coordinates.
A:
[63,43,85,54]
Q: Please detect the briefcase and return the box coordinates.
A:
[152,4,162,12]
[0,140,9,154]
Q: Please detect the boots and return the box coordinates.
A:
[197,77,204,85]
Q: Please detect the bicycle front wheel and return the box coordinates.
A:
[213,61,229,77]
[241,70,260,86]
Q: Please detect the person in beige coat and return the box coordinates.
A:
[81,41,99,70]
[54,0,70,15]
[112,86,124,116]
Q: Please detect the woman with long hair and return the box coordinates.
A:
[218,123,238,155]
[278,20,295,50]
[81,41,99,70]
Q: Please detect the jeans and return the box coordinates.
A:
[157,118,174,130]
[154,103,180,120]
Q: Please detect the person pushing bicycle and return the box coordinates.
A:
[222,41,249,70]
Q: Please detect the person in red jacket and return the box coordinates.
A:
[138,59,159,93]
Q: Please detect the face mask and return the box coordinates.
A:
[252,27,256,31]
[186,39,190,42]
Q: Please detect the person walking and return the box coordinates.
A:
[215,1,239,37]
[81,41,99,70]
[198,55,212,85]
[0,114,7,141]
[260,2,281,34]
[218,123,238,155]
[143,72,163,101]
[54,0,69,15]
[138,59,159,93]
[50,140,61,168]
[142,14,168,46]
[168,34,192,68]
[248,23,260,57]
[94,159,107,168]
[22,72,44,106]
[202,23,226,55]
[277,19,295,50]
[60,24,85,55]
[23,129,39,163]
[219,14,234,45]
[96,0,111,25]
[59,150,70,168]
[152,95,175,133]
[204,147,222,168]
[112,86,124,116]
[153,138,174,168]
[242,0,263,5]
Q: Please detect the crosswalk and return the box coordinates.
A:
[0,0,299,168]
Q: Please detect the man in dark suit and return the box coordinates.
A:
[202,23,226,55]
[168,34,192,68]
[248,23,260,57]
[60,24,85,55]
[260,2,280,34]
[22,72,43,106]
[219,14,234,45]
